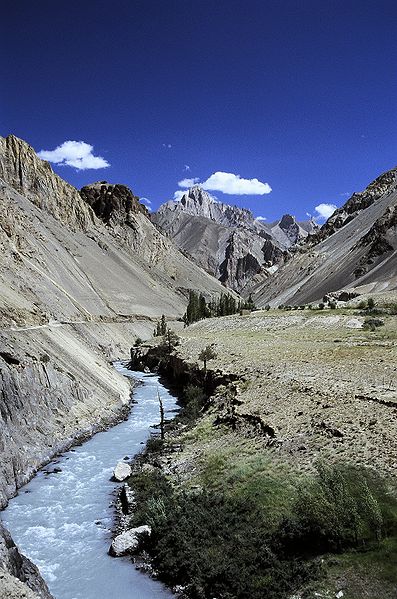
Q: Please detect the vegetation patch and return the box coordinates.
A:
[128,459,397,599]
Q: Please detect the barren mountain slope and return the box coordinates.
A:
[153,186,317,291]
[249,166,397,306]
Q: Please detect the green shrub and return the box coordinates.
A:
[367,297,375,309]
[388,303,397,315]
[278,463,387,554]
[363,317,384,331]
[318,303,325,310]
[146,436,164,453]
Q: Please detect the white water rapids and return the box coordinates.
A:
[2,363,178,599]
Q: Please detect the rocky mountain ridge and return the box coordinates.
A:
[153,186,317,292]
[248,164,397,306]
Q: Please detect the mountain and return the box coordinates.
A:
[248,165,397,306]
[153,186,317,292]
[0,135,229,597]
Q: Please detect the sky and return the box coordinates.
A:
[2,0,397,222]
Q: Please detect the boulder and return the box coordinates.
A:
[113,461,132,482]
[109,525,151,557]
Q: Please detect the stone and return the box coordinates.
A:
[113,461,132,482]
[109,525,151,557]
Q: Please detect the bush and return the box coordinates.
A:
[180,384,207,421]
[363,317,384,331]
[388,303,397,315]
[329,301,337,310]
[367,297,375,309]
[279,463,386,554]
[358,300,368,309]
[318,303,325,310]
[146,436,164,453]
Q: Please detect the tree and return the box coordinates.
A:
[157,388,165,440]
[154,314,168,336]
[198,345,217,372]
[164,329,179,352]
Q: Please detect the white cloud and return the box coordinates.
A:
[162,143,172,148]
[201,171,271,195]
[140,197,152,211]
[255,215,267,221]
[173,190,186,201]
[178,177,200,188]
[184,164,191,171]
[37,140,110,170]
[314,203,337,220]
[175,171,271,195]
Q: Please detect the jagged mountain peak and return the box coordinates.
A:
[279,213,296,229]
[159,186,255,229]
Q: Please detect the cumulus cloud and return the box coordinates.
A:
[140,197,152,210]
[202,171,271,195]
[255,216,267,221]
[176,171,271,195]
[178,177,200,188]
[314,203,337,220]
[37,140,110,170]
[184,164,191,171]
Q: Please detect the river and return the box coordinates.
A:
[1,363,177,599]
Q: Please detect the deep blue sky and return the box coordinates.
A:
[2,0,397,221]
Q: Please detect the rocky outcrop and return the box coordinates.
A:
[0,135,93,232]
[153,186,316,292]
[80,182,148,226]
[0,523,52,599]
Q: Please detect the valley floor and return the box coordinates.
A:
[138,307,397,598]
[172,308,397,479]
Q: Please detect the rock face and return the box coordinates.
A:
[0,523,52,599]
[109,525,151,557]
[153,186,317,292]
[113,461,132,482]
[249,165,397,306]
[80,181,148,226]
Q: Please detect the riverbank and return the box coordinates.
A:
[121,310,397,599]
[0,319,160,598]
[2,364,178,599]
